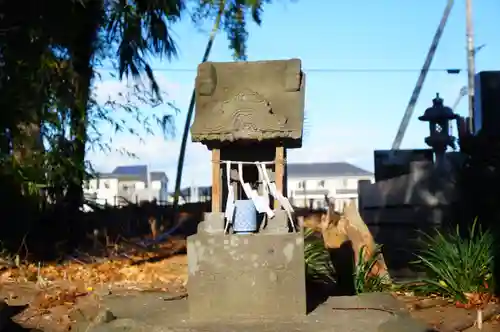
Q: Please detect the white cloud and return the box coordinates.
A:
[87,76,413,188]
[87,134,211,187]
[93,73,183,106]
[87,75,203,188]
[87,122,379,188]
[289,127,376,164]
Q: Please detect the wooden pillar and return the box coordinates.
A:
[274,146,285,209]
[212,149,221,212]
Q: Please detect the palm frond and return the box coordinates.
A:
[190,0,272,60]
[106,0,182,96]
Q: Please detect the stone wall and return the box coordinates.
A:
[357,161,457,278]
[360,206,452,278]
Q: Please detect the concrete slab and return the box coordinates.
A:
[77,292,433,332]
[186,232,307,320]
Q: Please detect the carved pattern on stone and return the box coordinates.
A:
[191,59,305,144]
[197,90,289,141]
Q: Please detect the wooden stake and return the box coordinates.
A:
[211,149,221,212]
[477,308,483,330]
[274,146,285,209]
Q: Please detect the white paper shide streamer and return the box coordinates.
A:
[224,161,235,233]
[222,160,296,233]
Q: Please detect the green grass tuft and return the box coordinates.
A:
[303,228,336,284]
[354,244,391,294]
[406,218,494,302]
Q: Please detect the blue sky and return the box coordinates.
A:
[88,0,500,187]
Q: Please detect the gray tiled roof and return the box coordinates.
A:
[97,165,167,184]
[113,165,147,177]
[150,171,167,182]
[288,162,372,178]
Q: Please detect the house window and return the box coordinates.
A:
[297,181,305,189]
[318,180,325,188]
[341,178,348,188]
[103,181,110,189]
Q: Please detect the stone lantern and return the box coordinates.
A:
[418,93,458,169]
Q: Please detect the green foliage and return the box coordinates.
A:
[105,0,183,96]
[408,219,494,302]
[0,0,185,208]
[354,244,390,294]
[0,0,282,258]
[303,228,336,284]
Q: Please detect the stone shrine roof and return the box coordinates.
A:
[190,59,305,147]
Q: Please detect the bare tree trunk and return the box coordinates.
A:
[66,2,102,213]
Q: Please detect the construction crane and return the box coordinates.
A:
[448,86,467,147]
[452,86,468,112]
[391,0,455,151]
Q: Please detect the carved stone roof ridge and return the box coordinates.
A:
[190,59,305,148]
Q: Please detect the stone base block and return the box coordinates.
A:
[187,232,306,321]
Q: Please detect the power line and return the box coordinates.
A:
[95,67,465,74]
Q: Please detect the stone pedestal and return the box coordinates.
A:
[187,232,306,321]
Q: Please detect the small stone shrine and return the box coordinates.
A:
[187,59,307,321]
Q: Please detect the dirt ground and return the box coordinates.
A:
[399,295,500,332]
[0,238,189,332]
[0,247,499,332]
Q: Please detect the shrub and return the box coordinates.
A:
[409,219,494,303]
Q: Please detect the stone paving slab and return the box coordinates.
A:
[75,292,433,332]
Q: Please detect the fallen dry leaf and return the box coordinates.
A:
[1,238,188,291]
[0,237,189,332]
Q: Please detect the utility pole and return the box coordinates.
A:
[466,0,476,133]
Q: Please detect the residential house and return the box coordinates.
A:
[287,162,374,211]
[167,185,211,204]
[84,165,169,206]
